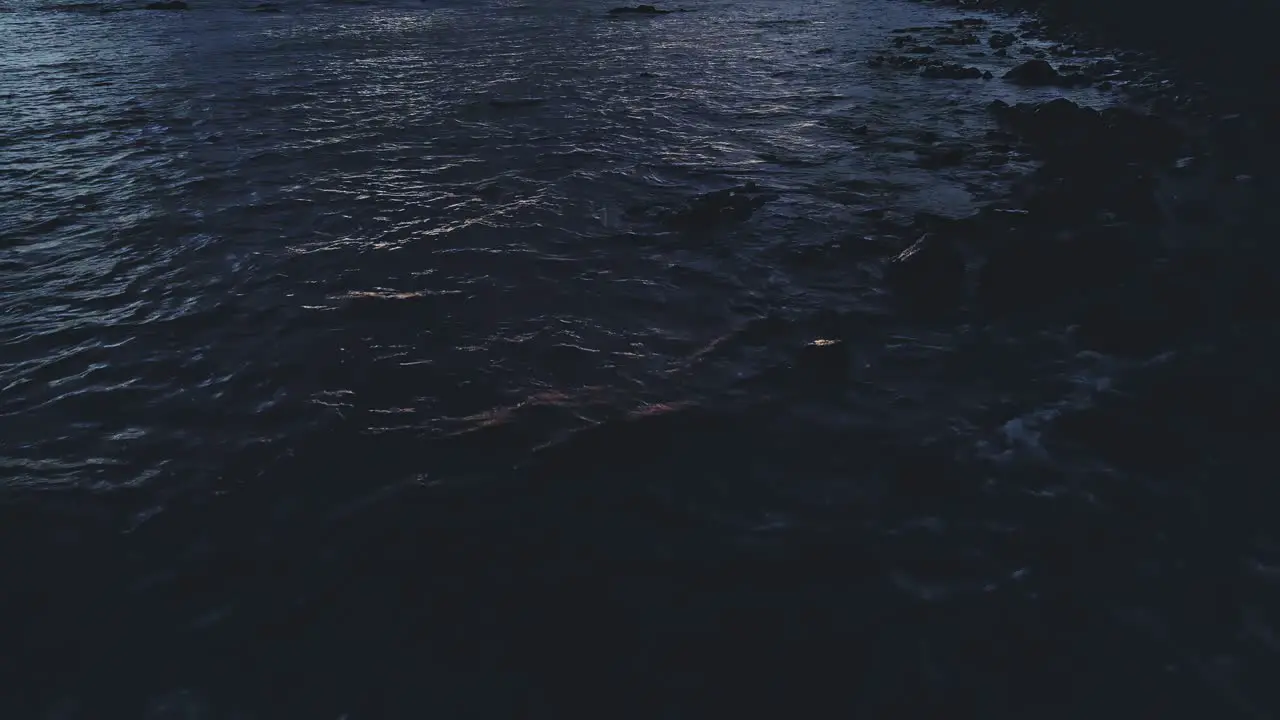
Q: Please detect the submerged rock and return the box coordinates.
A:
[936,33,980,46]
[40,2,107,9]
[989,31,1017,49]
[916,144,967,168]
[920,62,983,79]
[143,0,187,8]
[629,182,777,230]
[607,4,671,15]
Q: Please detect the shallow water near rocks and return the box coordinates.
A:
[2,0,1279,717]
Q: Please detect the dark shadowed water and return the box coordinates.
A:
[2,0,1279,717]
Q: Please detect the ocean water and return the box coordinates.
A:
[2,0,1278,717]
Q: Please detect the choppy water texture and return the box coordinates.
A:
[2,0,1279,717]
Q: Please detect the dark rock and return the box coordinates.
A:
[907,45,936,54]
[869,54,924,70]
[607,4,670,15]
[1096,80,1114,90]
[1003,59,1061,86]
[655,182,776,230]
[252,2,280,10]
[921,62,983,79]
[982,70,993,79]
[1018,45,1037,55]
[993,48,1008,57]
[989,31,1017,49]
[851,124,869,135]
[937,33,980,46]
[885,233,967,310]
[143,0,187,8]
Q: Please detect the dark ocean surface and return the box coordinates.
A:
[2,0,1279,717]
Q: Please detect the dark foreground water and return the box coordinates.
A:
[2,0,1279,717]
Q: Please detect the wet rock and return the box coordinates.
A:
[937,33,981,46]
[651,182,776,230]
[989,31,1017,49]
[143,0,187,7]
[993,48,1008,57]
[607,4,671,15]
[1003,59,1061,86]
[884,233,967,310]
[868,54,924,70]
[251,2,280,10]
[1096,80,1114,90]
[981,70,993,79]
[920,62,983,79]
[892,35,917,47]
[907,45,937,54]
[1018,45,1037,55]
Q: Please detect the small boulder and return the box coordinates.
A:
[989,31,1016,49]
[921,62,983,79]
[1003,59,1061,86]
[937,33,980,46]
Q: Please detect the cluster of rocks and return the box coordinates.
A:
[881,94,1190,353]
[870,19,1025,81]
